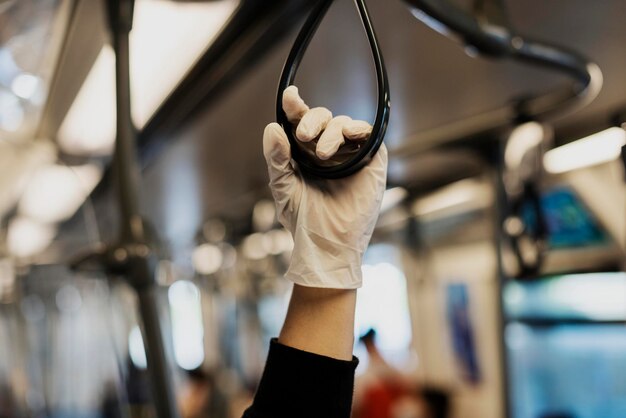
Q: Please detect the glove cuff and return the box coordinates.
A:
[285,229,363,289]
[285,265,363,289]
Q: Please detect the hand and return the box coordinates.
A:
[263,86,388,289]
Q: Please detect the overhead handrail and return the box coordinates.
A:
[404,0,602,278]
[403,0,602,121]
[276,0,390,179]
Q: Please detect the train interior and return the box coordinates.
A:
[1,0,626,417]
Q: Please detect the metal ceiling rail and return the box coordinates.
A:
[393,0,603,158]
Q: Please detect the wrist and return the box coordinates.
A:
[285,264,362,289]
[287,228,364,289]
[279,285,357,360]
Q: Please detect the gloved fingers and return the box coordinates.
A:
[282,86,309,123]
[316,116,352,160]
[263,123,297,185]
[296,107,333,142]
[342,120,372,141]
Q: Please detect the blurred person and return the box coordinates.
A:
[388,387,451,418]
[391,397,428,418]
[228,388,254,418]
[100,381,123,418]
[353,329,422,418]
[123,356,152,418]
[242,86,387,418]
[420,387,451,418]
[179,369,212,418]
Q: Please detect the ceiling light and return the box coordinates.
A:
[262,229,293,255]
[168,280,200,306]
[128,325,147,369]
[220,243,238,270]
[129,0,238,127]
[543,127,626,174]
[192,243,223,275]
[168,280,205,371]
[0,90,24,132]
[253,200,276,232]
[11,73,43,101]
[242,233,268,260]
[58,46,116,155]
[0,140,56,219]
[18,163,103,223]
[7,216,56,258]
[58,0,239,155]
[412,178,490,217]
[55,285,83,314]
[381,187,408,212]
[505,122,546,169]
[0,47,20,86]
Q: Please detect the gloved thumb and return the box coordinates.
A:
[263,122,297,186]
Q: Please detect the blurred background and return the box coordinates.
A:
[1,0,626,417]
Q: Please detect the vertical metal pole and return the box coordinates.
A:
[110,0,145,245]
[105,1,179,418]
[492,142,513,418]
[136,285,179,418]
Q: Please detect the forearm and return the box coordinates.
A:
[243,285,358,418]
[279,284,357,361]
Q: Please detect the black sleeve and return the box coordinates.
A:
[242,338,359,418]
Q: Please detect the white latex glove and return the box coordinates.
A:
[263,86,388,289]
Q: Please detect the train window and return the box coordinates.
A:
[507,324,626,418]
[168,280,205,370]
[128,325,147,370]
[258,291,291,342]
[505,272,626,321]
[355,244,413,369]
[126,281,208,371]
[505,272,626,418]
